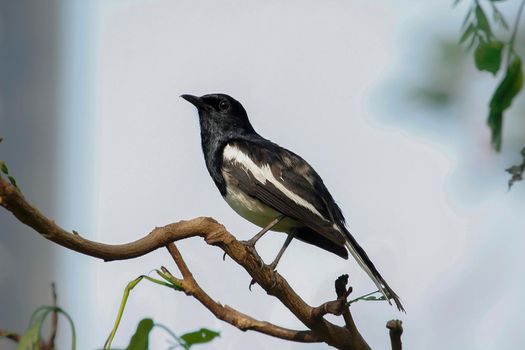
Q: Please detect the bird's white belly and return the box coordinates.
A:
[224,185,298,232]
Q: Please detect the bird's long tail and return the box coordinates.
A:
[342,228,405,312]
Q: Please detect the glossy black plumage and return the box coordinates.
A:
[182,93,403,311]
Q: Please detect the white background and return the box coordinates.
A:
[92,1,525,349]
[2,1,525,349]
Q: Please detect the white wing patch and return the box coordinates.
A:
[223,144,328,221]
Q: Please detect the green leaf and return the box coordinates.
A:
[474,40,503,74]
[491,5,509,30]
[461,7,473,28]
[487,109,503,151]
[8,176,18,189]
[126,318,154,350]
[475,4,492,37]
[105,276,145,350]
[104,274,182,350]
[17,306,76,350]
[16,316,42,350]
[1,160,8,175]
[487,57,523,151]
[180,328,220,347]
[459,23,476,44]
[490,57,523,111]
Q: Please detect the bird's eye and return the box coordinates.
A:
[219,100,230,111]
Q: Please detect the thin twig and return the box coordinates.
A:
[46,282,58,350]
[506,0,525,66]
[510,0,525,47]
[0,330,21,343]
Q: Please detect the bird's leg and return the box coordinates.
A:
[244,215,285,247]
[249,231,295,290]
[268,231,295,271]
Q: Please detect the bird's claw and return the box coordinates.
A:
[248,278,257,291]
[241,238,256,249]
[222,252,227,261]
[248,268,278,291]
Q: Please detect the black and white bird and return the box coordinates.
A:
[182,93,403,311]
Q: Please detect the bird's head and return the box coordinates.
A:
[181,93,255,136]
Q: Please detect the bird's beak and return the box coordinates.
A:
[181,94,206,110]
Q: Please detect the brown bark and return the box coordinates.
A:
[0,174,403,349]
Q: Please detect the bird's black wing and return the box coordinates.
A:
[222,138,405,312]
[222,138,347,247]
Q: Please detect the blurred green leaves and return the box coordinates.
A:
[180,328,220,348]
[476,4,492,37]
[125,318,154,350]
[1,139,22,192]
[459,0,524,152]
[104,271,182,350]
[104,270,218,350]
[0,160,7,174]
[474,40,504,74]
[409,40,467,108]
[15,306,76,350]
[488,56,523,151]
[1,160,21,192]
[111,318,219,350]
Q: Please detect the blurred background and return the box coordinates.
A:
[1,0,524,349]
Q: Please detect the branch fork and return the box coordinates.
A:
[0,174,402,349]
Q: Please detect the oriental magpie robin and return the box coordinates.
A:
[181,93,403,311]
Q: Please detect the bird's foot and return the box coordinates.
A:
[241,239,265,269]
[241,236,258,249]
[248,278,257,291]
[248,265,278,291]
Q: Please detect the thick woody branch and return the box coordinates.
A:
[0,176,214,261]
[165,243,320,343]
[0,175,400,349]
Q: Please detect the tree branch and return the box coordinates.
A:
[164,243,320,343]
[0,174,402,349]
[386,320,403,350]
[0,330,21,343]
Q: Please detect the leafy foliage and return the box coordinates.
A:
[1,138,22,192]
[104,270,218,350]
[125,318,154,350]
[104,270,182,349]
[488,56,524,151]
[474,40,503,74]
[109,318,219,350]
[180,328,220,348]
[15,306,76,350]
[0,159,21,192]
[458,0,525,152]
